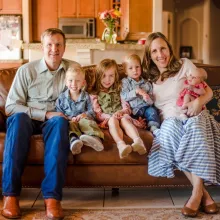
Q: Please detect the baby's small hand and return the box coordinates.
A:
[113,111,123,119]
[187,85,194,91]
[143,94,153,105]
[136,88,146,96]
[71,117,78,122]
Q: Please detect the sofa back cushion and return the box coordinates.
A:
[0,68,18,115]
[0,63,219,116]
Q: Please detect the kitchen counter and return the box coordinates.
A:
[23,41,145,51]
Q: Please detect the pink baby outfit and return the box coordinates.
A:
[176,80,207,107]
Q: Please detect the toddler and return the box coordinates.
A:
[90,59,147,159]
[56,66,104,155]
[177,67,207,118]
[121,54,160,132]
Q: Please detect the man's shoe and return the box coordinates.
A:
[45,198,64,220]
[1,196,21,219]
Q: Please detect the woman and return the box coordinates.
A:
[142,32,220,217]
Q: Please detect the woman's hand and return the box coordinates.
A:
[182,98,203,117]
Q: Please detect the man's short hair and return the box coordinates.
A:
[41,28,66,45]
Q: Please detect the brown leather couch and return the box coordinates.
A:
[0,63,219,188]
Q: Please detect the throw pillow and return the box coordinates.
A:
[206,86,220,122]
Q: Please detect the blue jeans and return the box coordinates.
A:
[134,106,160,128]
[2,112,69,200]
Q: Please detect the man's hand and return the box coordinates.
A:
[45,112,68,120]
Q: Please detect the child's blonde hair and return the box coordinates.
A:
[94,59,120,94]
[122,54,144,77]
[66,65,85,79]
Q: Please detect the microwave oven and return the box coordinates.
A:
[59,18,95,38]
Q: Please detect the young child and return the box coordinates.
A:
[90,59,147,159]
[56,65,104,155]
[177,67,207,118]
[121,54,160,132]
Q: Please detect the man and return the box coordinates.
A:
[1,28,80,220]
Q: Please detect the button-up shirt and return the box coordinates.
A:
[55,89,95,120]
[98,88,122,114]
[5,58,79,121]
[120,76,153,114]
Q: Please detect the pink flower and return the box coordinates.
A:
[99,8,122,28]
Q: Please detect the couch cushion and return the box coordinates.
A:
[0,68,18,115]
[206,85,220,122]
[74,129,153,165]
[0,133,74,164]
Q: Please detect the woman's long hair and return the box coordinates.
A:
[142,32,182,83]
[93,59,120,95]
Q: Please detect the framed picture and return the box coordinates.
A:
[179,46,192,59]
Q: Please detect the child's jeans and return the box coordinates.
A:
[134,106,160,128]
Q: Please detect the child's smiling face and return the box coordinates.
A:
[65,71,85,94]
[125,59,142,82]
[101,67,116,89]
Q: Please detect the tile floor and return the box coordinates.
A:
[1,186,220,210]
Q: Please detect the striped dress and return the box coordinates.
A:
[148,59,220,185]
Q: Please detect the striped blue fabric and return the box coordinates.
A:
[148,110,220,185]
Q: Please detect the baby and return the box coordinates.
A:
[177,67,207,118]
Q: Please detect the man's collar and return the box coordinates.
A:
[36,58,66,74]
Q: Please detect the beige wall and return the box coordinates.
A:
[175,0,204,61]
[162,0,220,65]
[210,0,220,65]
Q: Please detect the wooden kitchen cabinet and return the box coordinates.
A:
[110,0,152,41]
[58,0,95,18]
[122,0,152,40]
[95,0,111,38]
[32,0,58,42]
[0,0,22,14]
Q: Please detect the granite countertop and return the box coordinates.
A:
[23,39,145,50]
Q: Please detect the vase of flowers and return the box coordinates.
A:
[99,8,122,44]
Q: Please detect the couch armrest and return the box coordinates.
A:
[0,111,6,131]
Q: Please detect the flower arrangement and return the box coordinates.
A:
[99,8,122,29]
[99,8,122,44]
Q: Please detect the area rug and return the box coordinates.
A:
[18,208,220,220]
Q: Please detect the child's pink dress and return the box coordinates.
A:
[176,80,207,107]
